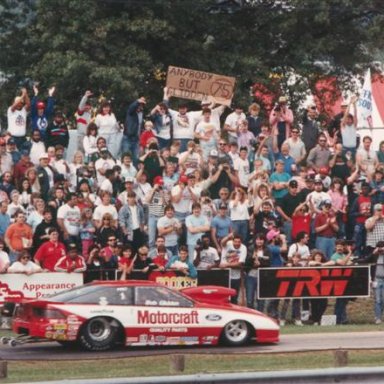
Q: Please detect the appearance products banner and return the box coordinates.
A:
[258,266,370,299]
[166,66,236,106]
[129,269,230,290]
[0,273,84,303]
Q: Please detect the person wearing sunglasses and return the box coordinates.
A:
[306,134,332,173]
[8,250,42,275]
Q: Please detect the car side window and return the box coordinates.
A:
[135,286,193,307]
[68,287,134,305]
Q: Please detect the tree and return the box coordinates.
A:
[1,0,384,123]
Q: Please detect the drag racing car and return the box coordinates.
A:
[11,280,279,351]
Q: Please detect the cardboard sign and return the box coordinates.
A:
[0,273,84,302]
[258,266,370,299]
[166,66,236,106]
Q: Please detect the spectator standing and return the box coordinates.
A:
[93,191,118,228]
[228,188,249,244]
[306,134,332,173]
[37,152,57,198]
[157,204,182,257]
[269,96,294,149]
[269,159,290,203]
[76,90,93,151]
[0,240,10,273]
[185,203,210,262]
[356,136,378,181]
[365,204,384,255]
[4,210,32,263]
[57,193,81,245]
[224,105,246,144]
[123,97,146,163]
[302,105,320,153]
[283,127,306,165]
[220,233,247,304]
[340,96,358,159]
[246,103,262,137]
[31,85,55,140]
[314,199,339,260]
[46,111,69,150]
[211,203,232,253]
[0,202,10,239]
[7,88,30,149]
[193,234,220,270]
[25,130,46,166]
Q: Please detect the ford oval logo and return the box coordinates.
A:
[205,314,222,321]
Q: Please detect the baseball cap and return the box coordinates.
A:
[39,153,49,160]
[319,166,329,175]
[374,203,383,211]
[218,203,227,210]
[153,176,164,186]
[278,96,287,103]
[125,176,135,183]
[289,180,298,188]
[321,199,332,207]
[209,149,218,157]
[266,229,280,242]
[179,175,188,184]
[67,243,78,251]
[7,138,16,145]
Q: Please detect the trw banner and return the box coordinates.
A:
[166,66,236,106]
[258,266,370,299]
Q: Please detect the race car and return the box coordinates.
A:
[11,280,279,351]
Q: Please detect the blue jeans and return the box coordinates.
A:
[148,214,160,249]
[176,138,191,153]
[245,274,264,311]
[122,137,139,165]
[232,220,248,243]
[282,221,293,245]
[375,278,384,320]
[354,223,366,257]
[175,211,188,225]
[157,137,171,150]
[281,299,301,321]
[315,236,336,260]
[334,298,348,324]
[12,136,26,151]
[187,244,195,263]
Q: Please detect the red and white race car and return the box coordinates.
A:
[12,280,279,351]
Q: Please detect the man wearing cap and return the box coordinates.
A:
[6,138,21,164]
[211,203,232,252]
[314,199,339,260]
[276,179,305,244]
[7,87,30,149]
[76,90,93,152]
[365,204,384,255]
[95,146,116,185]
[46,110,69,149]
[123,97,146,163]
[306,177,331,213]
[146,176,169,249]
[37,152,57,199]
[269,96,294,149]
[224,105,246,144]
[54,243,86,273]
[31,84,55,140]
[34,228,66,272]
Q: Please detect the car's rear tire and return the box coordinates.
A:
[78,317,122,351]
[221,320,250,346]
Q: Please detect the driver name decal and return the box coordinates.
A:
[138,310,199,325]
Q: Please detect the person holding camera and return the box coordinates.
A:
[139,142,165,184]
[269,96,294,150]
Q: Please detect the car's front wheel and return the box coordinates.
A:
[78,317,122,351]
[222,320,250,346]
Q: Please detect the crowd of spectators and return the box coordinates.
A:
[0,84,383,326]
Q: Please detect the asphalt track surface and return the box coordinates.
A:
[0,331,383,361]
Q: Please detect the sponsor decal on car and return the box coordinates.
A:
[90,309,114,314]
[205,314,222,321]
[137,310,199,325]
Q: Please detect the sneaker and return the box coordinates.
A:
[279,320,285,326]
[301,311,310,322]
[294,320,303,326]
[375,318,382,325]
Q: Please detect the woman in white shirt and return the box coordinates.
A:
[69,151,86,191]
[95,101,120,158]
[83,123,99,162]
[228,188,250,244]
[8,250,42,275]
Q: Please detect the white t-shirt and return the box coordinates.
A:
[284,138,306,161]
[93,204,118,222]
[8,260,42,273]
[0,251,10,270]
[287,243,310,260]
[222,241,247,279]
[228,200,250,221]
[194,246,220,269]
[169,109,196,139]
[233,157,250,187]
[95,158,116,184]
[95,113,118,135]
[57,204,81,236]
[225,111,246,138]
[30,141,46,166]
[171,185,200,213]
[191,106,224,133]
[100,179,113,194]
[7,106,27,137]
[179,151,202,175]
[157,215,180,247]
[134,182,152,205]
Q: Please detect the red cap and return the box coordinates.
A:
[319,166,329,175]
[179,175,188,184]
[37,101,45,109]
[153,176,164,186]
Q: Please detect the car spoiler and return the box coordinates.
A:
[180,285,236,305]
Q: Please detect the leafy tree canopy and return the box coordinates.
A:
[1,0,384,120]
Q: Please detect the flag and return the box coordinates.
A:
[357,69,373,128]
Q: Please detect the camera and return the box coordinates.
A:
[274,104,281,112]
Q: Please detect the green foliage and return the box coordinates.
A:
[1,0,384,120]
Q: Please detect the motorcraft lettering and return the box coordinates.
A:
[138,310,199,325]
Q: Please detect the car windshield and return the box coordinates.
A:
[45,285,108,303]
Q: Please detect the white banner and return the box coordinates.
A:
[0,273,83,303]
[357,69,373,128]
